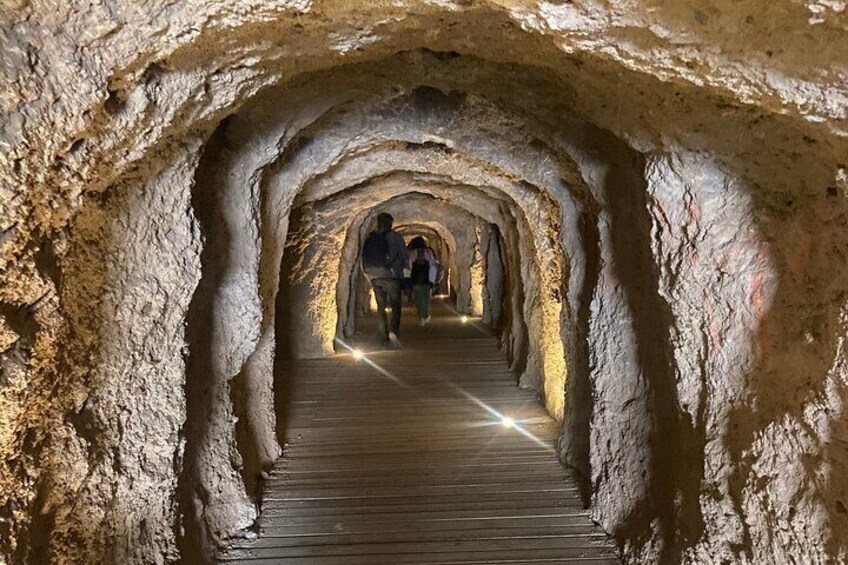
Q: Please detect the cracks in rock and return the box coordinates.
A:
[178,123,229,564]
[104,88,125,116]
[407,85,466,116]
[33,238,61,294]
[605,149,706,562]
[26,479,56,565]
[561,189,601,505]
[229,363,263,506]
[0,302,41,355]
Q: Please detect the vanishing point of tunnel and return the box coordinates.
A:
[2,2,848,564]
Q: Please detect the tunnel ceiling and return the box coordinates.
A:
[2,2,848,565]
[4,3,847,234]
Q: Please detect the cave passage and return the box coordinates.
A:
[3,4,848,565]
[222,298,619,563]
[232,198,616,562]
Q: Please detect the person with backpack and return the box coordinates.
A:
[407,236,440,326]
[361,213,408,348]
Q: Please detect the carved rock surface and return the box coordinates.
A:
[1,2,847,564]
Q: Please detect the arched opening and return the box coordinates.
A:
[3,4,847,564]
[393,224,451,298]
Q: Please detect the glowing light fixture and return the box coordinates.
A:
[352,349,364,360]
[501,416,515,429]
[461,315,469,323]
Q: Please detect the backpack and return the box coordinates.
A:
[410,255,430,286]
[409,249,432,286]
[429,262,443,285]
[362,231,393,279]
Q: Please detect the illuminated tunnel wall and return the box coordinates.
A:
[2,3,848,564]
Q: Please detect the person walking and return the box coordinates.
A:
[361,213,408,348]
[407,236,440,326]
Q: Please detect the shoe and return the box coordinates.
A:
[388,332,402,349]
[418,318,426,327]
[423,316,431,326]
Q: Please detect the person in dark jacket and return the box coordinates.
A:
[407,236,439,326]
[361,212,408,348]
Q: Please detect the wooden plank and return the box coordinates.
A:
[261,484,582,499]
[220,549,618,564]
[254,516,606,536]
[226,537,617,558]
[262,492,584,509]
[228,529,609,548]
[218,302,618,564]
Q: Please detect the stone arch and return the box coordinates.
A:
[2,5,848,565]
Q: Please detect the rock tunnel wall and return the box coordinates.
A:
[2,2,848,564]
[43,142,203,564]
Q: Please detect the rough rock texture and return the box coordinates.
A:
[281,190,483,359]
[1,141,203,564]
[480,222,506,329]
[2,2,848,564]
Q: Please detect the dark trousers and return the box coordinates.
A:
[372,278,401,339]
[413,284,431,320]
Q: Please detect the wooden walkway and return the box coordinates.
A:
[220,300,619,564]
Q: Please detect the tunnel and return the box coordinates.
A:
[2,2,848,564]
